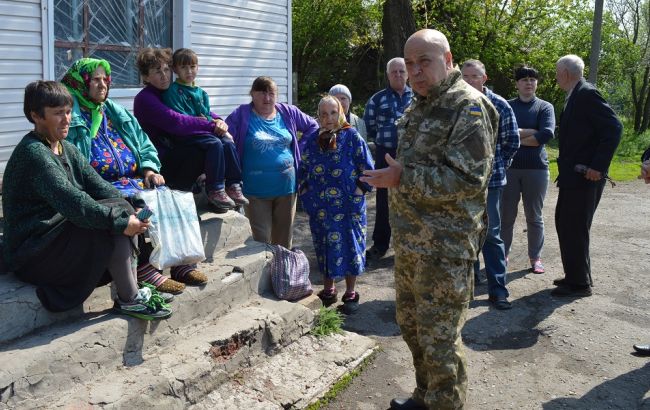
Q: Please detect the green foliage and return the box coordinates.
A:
[310,307,344,337]
[412,0,590,104]
[546,122,648,183]
[292,0,382,112]
[291,0,645,130]
[615,118,650,158]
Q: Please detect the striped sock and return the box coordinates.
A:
[137,263,167,287]
[170,264,197,280]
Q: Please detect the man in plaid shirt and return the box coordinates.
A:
[462,59,520,310]
[364,57,413,260]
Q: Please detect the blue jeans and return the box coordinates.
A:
[474,187,509,299]
[371,145,397,252]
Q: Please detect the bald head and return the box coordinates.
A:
[404,29,454,96]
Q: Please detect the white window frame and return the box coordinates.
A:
[41,0,188,99]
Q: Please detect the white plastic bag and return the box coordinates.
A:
[140,187,205,269]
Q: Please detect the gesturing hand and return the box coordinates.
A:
[359,153,403,188]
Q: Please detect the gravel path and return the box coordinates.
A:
[293,180,650,410]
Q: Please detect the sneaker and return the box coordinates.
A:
[488,295,512,310]
[139,282,175,303]
[114,287,172,320]
[530,259,545,274]
[207,189,235,211]
[225,184,249,206]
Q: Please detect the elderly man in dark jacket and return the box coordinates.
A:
[552,54,622,297]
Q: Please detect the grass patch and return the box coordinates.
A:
[546,145,641,183]
[305,348,379,410]
[310,307,344,337]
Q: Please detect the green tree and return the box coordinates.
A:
[292,0,381,111]
[611,0,650,133]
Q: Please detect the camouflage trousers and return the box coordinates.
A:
[394,251,473,410]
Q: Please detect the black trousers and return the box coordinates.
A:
[372,145,397,252]
[160,144,206,191]
[555,180,605,287]
[15,198,136,312]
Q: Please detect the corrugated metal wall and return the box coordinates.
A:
[190,0,290,116]
[0,0,43,174]
[0,0,292,174]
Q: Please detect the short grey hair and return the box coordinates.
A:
[461,59,486,75]
[557,54,585,78]
[387,57,405,72]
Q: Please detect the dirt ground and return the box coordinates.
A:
[292,180,650,410]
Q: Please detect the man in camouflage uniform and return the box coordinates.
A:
[361,29,498,410]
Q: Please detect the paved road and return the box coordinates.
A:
[293,181,650,410]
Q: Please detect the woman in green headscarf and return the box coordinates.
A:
[62,58,207,294]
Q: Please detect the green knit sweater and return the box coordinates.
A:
[2,132,130,270]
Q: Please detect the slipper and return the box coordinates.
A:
[317,288,338,307]
[339,291,360,315]
[176,270,208,286]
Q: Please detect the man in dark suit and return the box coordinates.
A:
[552,54,622,297]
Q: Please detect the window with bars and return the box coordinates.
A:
[53,0,173,87]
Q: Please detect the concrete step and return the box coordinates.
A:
[0,209,255,345]
[1,295,328,409]
[192,331,377,409]
[0,240,274,407]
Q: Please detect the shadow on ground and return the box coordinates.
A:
[542,362,650,409]
[464,288,576,351]
[341,299,400,338]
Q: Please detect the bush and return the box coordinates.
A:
[615,118,650,160]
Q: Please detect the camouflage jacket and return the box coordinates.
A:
[389,68,499,260]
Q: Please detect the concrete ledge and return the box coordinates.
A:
[0,209,255,345]
[0,241,275,406]
[2,297,317,409]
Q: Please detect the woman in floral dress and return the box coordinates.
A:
[298,95,374,313]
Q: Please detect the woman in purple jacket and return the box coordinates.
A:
[133,48,229,195]
[226,76,318,249]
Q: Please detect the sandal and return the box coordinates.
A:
[530,259,545,274]
[317,288,338,307]
[339,291,360,315]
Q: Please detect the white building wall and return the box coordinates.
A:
[0,0,43,175]
[0,0,292,174]
[189,0,291,116]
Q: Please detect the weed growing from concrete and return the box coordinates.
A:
[305,348,379,409]
[310,307,344,337]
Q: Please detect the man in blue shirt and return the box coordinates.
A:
[364,57,413,260]
[461,59,520,310]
